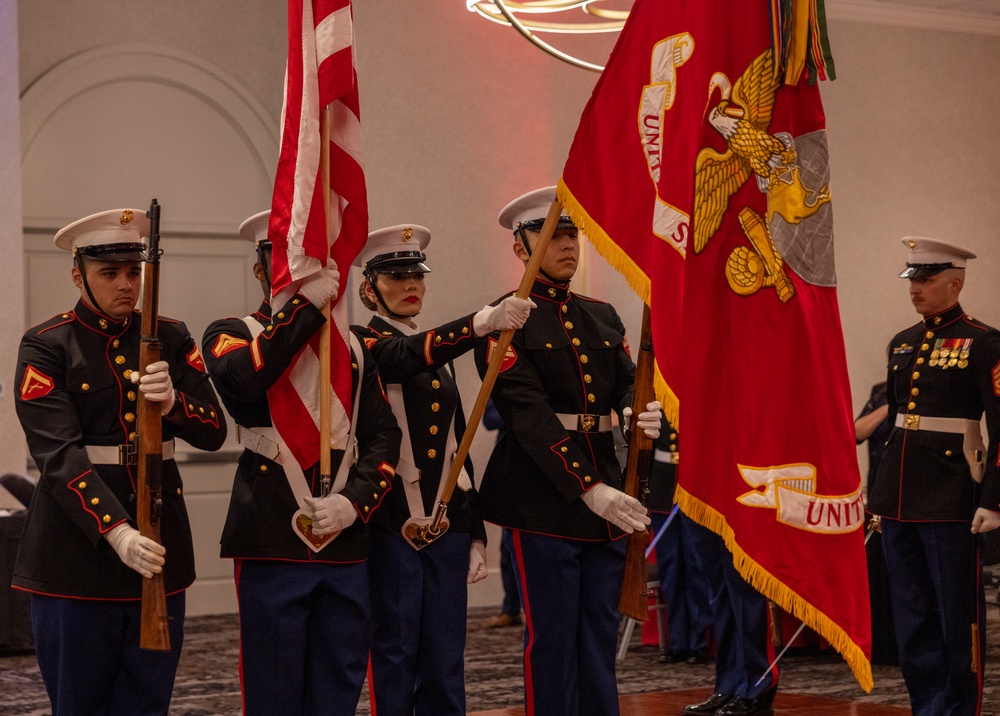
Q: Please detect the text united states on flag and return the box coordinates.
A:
[268,0,368,470]
[558,0,871,691]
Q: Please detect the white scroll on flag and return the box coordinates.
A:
[267,0,368,471]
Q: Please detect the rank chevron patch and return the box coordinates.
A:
[20,364,54,401]
[187,345,206,371]
[487,337,518,373]
[212,334,249,359]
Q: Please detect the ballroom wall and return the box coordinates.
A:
[11,0,1000,613]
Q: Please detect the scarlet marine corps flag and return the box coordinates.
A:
[268,0,367,469]
[558,0,873,690]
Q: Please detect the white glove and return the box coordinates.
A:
[468,540,488,584]
[297,262,341,307]
[304,493,357,535]
[134,361,176,416]
[105,524,166,579]
[972,508,1000,534]
[581,483,650,534]
[473,296,536,336]
[623,400,663,440]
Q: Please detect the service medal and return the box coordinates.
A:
[948,358,958,367]
[958,359,969,369]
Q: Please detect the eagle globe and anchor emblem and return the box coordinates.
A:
[639,37,835,302]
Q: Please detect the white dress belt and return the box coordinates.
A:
[236,425,285,464]
[894,414,975,434]
[653,448,679,465]
[86,440,175,465]
[555,413,613,433]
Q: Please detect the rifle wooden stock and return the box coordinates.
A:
[137,199,170,651]
[426,200,564,536]
[618,304,656,621]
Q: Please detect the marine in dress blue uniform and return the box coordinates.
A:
[867,237,1000,716]
[686,534,775,716]
[350,224,532,716]
[473,187,659,716]
[13,209,227,716]
[646,427,714,666]
[201,211,400,716]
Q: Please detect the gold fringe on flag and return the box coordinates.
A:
[556,179,680,429]
[675,484,874,692]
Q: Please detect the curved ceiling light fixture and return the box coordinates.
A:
[465,0,630,72]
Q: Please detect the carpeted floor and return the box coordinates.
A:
[2,601,999,715]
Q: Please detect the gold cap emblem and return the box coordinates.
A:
[401,226,413,242]
[908,240,916,250]
[120,209,134,226]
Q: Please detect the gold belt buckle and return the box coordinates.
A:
[117,443,136,465]
[903,414,920,431]
[577,414,597,432]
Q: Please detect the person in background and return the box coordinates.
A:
[868,236,1000,716]
[13,208,227,715]
[202,211,400,715]
[647,425,713,665]
[351,223,532,715]
[483,398,522,629]
[854,381,897,666]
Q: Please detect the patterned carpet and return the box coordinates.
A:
[2,601,999,715]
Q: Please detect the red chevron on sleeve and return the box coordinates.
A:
[20,365,54,401]
[211,334,249,359]
[487,337,518,373]
[187,345,207,371]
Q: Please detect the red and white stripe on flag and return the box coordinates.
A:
[267,0,368,470]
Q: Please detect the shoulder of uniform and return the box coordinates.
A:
[205,316,251,335]
[572,293,609,305]
[132,308,181,325]
[892,322,924,340]
[962,315,998,333]
[27,311,76,336]
[350,323,382,337]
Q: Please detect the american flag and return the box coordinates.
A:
[267,0,368,469]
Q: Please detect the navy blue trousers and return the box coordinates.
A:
[366,524,471,716]
[500,528,522,616]
[701,530,778,701]
[234,559,370,716]
[651,510,714,652]
[881,519,985,716]
[31,591,185,716]
[506,529,625,716]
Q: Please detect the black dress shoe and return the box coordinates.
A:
[686,647,710,664]
[715,695,774,716]
[683,693,734,714]
[658,649,689,664]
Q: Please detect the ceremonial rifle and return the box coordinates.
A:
[618,304,656,621]
[136,198,170,651]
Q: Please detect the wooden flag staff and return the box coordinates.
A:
[318,105,333,495]
[403,199,565,549]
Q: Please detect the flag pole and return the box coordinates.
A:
[318,104,333,495]
[405,199,564,549]
[753,516,882,686]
